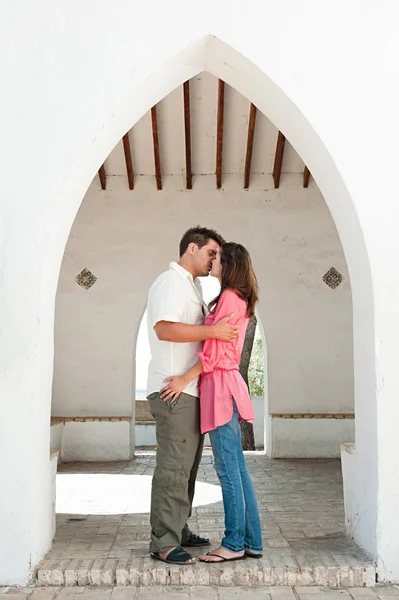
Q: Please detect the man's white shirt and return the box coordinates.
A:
[146,262,208,397]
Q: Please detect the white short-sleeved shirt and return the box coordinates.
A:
[146,262,207,397]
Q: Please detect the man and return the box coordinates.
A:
[146,226,239,565]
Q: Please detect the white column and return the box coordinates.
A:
[341,271,378,562]
[374,256,399,581]
[0,238,53,585]
[342,197,399,582]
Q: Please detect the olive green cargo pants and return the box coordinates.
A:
[147,391,204,553]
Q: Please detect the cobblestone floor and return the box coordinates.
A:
[33,453,375,587]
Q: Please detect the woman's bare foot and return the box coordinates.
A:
[159,546,196,563]
[198,545,244,562]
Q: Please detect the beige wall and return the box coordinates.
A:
[52,175,353,419]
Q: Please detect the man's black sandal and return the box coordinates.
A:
[151,546,196,565]
[182,533,210,547]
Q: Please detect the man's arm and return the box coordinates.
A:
[154,315,238,343]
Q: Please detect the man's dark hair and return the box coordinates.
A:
[179,226,225,257]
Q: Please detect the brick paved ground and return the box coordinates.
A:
[2,587,398,599]
[32,453,375,587]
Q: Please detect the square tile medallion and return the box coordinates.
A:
[323,266,343,289]
[75,268,97,290]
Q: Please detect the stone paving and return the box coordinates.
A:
[33,453,375,587]
[2,587,399,599]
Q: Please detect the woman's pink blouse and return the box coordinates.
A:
[198,289,255,434]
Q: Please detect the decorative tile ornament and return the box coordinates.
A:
[322,267,343,289]
[75,268,97,290]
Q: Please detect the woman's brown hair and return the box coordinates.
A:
[209,242,259,318]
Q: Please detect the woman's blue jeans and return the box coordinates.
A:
[208,401,263,553]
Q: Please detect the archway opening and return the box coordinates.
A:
[53,68,356,466]
[3,34,377,586]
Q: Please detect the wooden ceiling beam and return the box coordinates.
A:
[303,166,311,188]
[98,165,106,190]
[122,133,134,190]
[183,81,192,190]
[244,103,257,189]
[216,79,225,189]
[272,131,286,189]
[151,105,162,191]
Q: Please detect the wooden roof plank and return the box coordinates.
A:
[272,131,286,189]
[244,103,257,189]
[151,105,162,191]
[216,79,225,189]
[303,166,311,188]
[183,81,192,190]
[98,165,106,190]
[122,133,134,190]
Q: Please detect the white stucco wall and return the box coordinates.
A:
[50,424,63,458]
[2,0,399,585]
[53,180,353,424]
[271,418,355,458]
[61,421,131,462]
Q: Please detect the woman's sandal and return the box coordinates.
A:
[245,551,263,559]
[198,551,247,563]
[151,546,196,565]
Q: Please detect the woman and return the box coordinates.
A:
[160,242,263,563]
